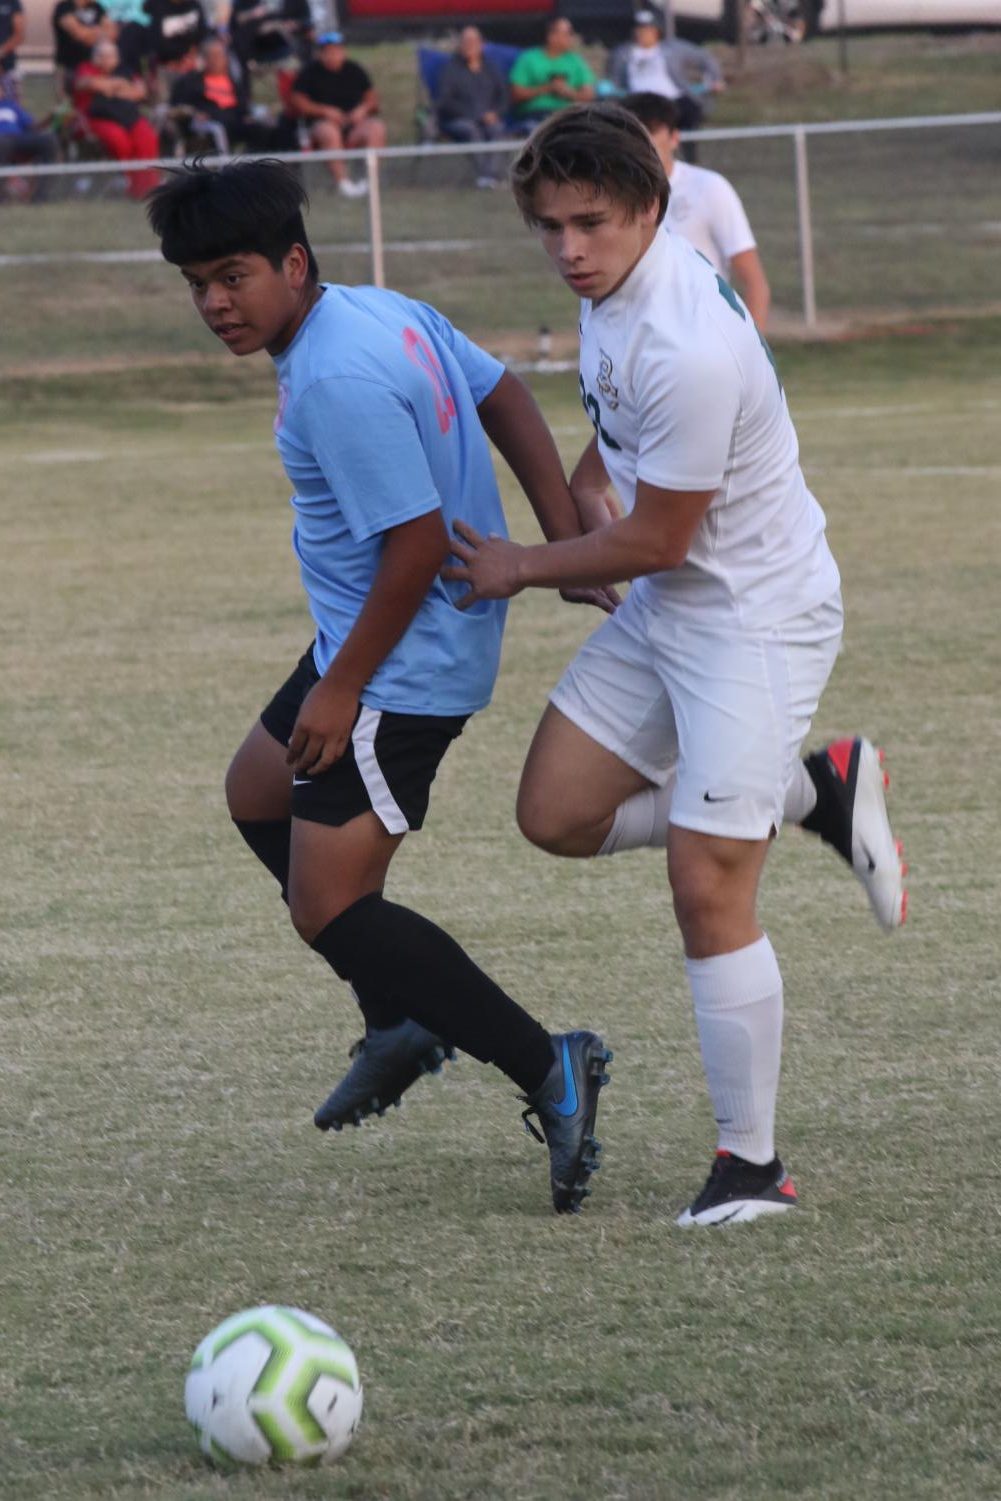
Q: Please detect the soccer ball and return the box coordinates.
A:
[185,1305,363,1467]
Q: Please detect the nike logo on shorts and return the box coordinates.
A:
[703,792,739,803]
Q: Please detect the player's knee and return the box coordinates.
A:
[515,782,574,853]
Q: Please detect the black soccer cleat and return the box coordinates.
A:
[801,736,907,931]
[677,1150,798,1227]
[521,1030,612,1215]
[313,1019,455,1132]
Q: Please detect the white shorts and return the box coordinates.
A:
[549,585,844,841]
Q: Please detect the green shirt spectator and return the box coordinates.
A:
[509,16,595,124]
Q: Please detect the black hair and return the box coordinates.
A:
[147,159,319,280]
[622,90,680,135]
[511,102,669,226]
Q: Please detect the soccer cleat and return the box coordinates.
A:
[521,1031,612,1215]
[677,1150,798,1227]
[801,736,907,930]
[313,1019,455,1131]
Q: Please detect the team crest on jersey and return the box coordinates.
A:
[596,351,619,410]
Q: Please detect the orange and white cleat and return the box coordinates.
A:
[801,737,907,931]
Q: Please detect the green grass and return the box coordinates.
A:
[2,322,1000,1499]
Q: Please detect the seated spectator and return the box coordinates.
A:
[607,8,724,154]
[73,36,159,197]
[228,0,312,72]
[51,0,117,96]
[288,30,385,199]
[169,35,296,152]
[508,16,594,134]
[0,0,25,106]
[0,91,58,198]
[436,25,508,189]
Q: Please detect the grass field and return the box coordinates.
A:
[2,320,1000,1499]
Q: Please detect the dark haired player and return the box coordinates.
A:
[448,104,906,1226]
[146,160,612,1215]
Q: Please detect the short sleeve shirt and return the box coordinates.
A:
[0,0,22,72]
[291,58,372,113]
[52,0,106,71]
[665,159,756,275]
[577,231,839,629]
[144,0,207,63]
[272,286,508,716]
[508,46,594,117]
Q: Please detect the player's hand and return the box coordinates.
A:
[443,520,525,609]
[559,584,621,613]
[286,677,359,776]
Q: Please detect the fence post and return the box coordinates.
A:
[793,128,817,329]
[366,149,384,289]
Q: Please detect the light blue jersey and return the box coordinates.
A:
[271,285,508,716]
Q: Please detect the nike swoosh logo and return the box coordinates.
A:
[859,840,876,873]
[703,792,739,803]
[552,1038,578,1118]
[292,776,312,786]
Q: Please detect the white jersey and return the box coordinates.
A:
[578,230,840,631]
[664,158,756,275]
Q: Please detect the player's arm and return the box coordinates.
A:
[445,478,715,605]
[476,371,581,542]
[569,435,622,530]
[477,374,620,613]
[728,248,770,333]
[287,509,449,776]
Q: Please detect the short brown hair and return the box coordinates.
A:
[510,103,669,226]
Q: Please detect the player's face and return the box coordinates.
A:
[181,250,307,356]
[530,179,660,304]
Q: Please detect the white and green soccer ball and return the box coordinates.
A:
[185,1305,363,1467]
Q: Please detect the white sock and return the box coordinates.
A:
[596,782,674,855]
[684,935,784,1165]
[783,757,817,825]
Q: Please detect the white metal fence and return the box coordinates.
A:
[2,110,1000,370]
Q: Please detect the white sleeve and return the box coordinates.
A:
[708,174,757,264]
[632,324,741,493]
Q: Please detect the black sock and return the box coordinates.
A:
[233,818,291,900]
[232,818,404,1030]
[310,893,554,1093]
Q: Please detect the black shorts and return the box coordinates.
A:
[260,645,466,833]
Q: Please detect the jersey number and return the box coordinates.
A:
[579,376,622,451]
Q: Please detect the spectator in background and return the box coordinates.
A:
[144,0,208,88]
[169,34,297,151]
[436,25,508,190]
[288,30,385,199]
[74,36,159,196]
[508,16,595,134]
[608,9,723,157]
[100,0,152,72]
[52,0,116,95]
[624,91,770,330]
[228,0,312,71]
[0,91,58,197]
[0,0,25,104]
